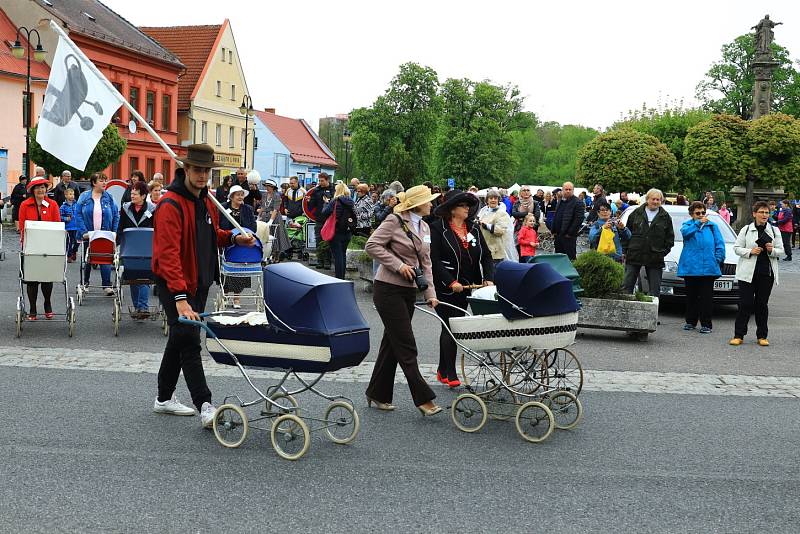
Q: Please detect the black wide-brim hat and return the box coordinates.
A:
[177,143,224,169]
[434,189,479,218]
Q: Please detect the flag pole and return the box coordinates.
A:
[47,20,250,236]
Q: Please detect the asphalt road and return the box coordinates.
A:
[2,233,799,378]
[1,366,798,533]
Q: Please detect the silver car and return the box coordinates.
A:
[620,204,740,302]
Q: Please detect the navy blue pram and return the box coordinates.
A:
[119,228,154,280]
[494,261,580,319]
[206,262,370,373]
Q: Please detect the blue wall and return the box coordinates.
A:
[252,115,336,188]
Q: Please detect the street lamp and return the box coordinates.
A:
[342,128,351,180]
[12,27,47,178]
[239,94,254,168]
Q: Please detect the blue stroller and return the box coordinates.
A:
[181,262,370,460]
[113,228,167,336]
[214,229,264,312]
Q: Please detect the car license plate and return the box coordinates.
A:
[714,281,733,291]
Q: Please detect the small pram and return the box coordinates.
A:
[183,262,370,460]
[76,230,116,305]
[214,229,264,312]
[16,221,76,337]
[284,214,308,261]
[113,228,167,337]
[415,262,584,443]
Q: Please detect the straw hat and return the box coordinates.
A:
[227,184,249,200]
[393,185,439,213]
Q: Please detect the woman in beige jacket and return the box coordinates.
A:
[478,190,517,264]
[364,185,443,416]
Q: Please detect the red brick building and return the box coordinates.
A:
[6,0,186,181]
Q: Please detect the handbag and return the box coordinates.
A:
[320,199,338,242]
[597,226,617,255]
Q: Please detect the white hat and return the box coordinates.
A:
[228,184,249,200]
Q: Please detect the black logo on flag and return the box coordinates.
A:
[42,54,104,131]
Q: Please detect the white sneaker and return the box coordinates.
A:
[153,395,196,416]
[104,287,114,296]
[200,402,217,429]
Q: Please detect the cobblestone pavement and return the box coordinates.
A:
[2,345,799,398]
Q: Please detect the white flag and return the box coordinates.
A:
[36,35,122,171]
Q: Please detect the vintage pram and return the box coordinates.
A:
[76,230,116,305]
[214,229,265,312]
[415,261,584,443]
[181,262,370,460]
[112,228,167,336]
[16,221,76,337]
[284,214,309,261]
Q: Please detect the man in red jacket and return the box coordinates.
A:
[152,144,256,428]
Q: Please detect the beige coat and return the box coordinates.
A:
[366,211,436,300]
[478,206,511,260]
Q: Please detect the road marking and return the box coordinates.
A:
[0,346,798,398]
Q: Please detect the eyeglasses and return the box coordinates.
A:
[755,211,771,215]
[694,211,706,216]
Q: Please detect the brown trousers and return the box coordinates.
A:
[366,280,435,406]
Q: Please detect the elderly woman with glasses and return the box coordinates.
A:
[677,201,726,334]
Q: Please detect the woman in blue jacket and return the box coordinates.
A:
[678,201,726,333]
[76,173,119,295]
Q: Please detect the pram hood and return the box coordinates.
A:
[494,261,580,319]
[263,262,369,336]
[120,228,153,258]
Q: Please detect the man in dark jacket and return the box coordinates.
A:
[152,144,255,429]
[308,172,335,268]
[586,183,610,224]
[622,188,675,297]
[53,170,82,207]
[551,181,584,260]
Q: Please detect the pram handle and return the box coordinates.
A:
[177,316,217,338]
[414,300,472,316]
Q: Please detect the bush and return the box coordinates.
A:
[573,251,624,299]
[348,235,368,250]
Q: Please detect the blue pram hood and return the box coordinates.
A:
[495,261,580,319]
[263,262,368,336]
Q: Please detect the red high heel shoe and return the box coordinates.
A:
[45,312,55,320]
[436,370,449,385]
[447,377,461,388]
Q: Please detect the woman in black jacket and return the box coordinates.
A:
[215,175,232,205]
[321,181,357,279]
[429,190,494,387]
[220,184,258,308]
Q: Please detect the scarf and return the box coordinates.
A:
[518,196,534,212]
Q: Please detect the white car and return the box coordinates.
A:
[620,204,740,302]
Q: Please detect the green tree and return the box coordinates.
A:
[683,114,750,195]
[695,34,800,120]
[435,78,526,189]
[575,129,677,193]
[349,62,441,187]
[747,113,800,194]
[511,121,598,186]
[29,123,127,178]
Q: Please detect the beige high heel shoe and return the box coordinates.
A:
[417,404,443,417]
[366,396,396,411]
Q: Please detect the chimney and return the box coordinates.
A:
[264,108,276,114]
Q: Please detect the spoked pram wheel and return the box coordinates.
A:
[503,348,550,396]
[451,393,488,433]
[261,392,299,420]
[213,404,249,448]
[270,414,310,460]
[483,386,517,421]
[460,351,507,394]
[112,299,121,336]
[542,348,584,396]
[322,401,360,444]
[514,401,554,443]
[543,391,583,430]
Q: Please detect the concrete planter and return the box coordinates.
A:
[577,296,659,339]
[345,249,363,271]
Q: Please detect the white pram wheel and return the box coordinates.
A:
[544,391,582,430]
[451,393,488,433]
[271,414,310,460]
[213,404,249,448]
[514,401,554,443]
[323,401,360,444]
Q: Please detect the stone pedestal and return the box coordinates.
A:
[729,185,785,230]
[577,296,659,339]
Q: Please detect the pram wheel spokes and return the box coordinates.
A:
[322,401,360,445]
[543,391,582,430]
[213,404,249,448]
[260,392,299,418]
[542,348,584,396]
[514,401,554,443]
[451,393,488,434]
[484,387,517,421]
[271,414,310,460]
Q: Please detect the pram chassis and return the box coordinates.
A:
[181,313,361,460]
[414,300,583,443]
[214,247,265,313]
[112,249,167,337]
[75,236,117,306]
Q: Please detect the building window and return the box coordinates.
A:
[216,81,221,97]
[146,91,155,124]
[201,121,208,143]
[215,124,221,147]
[112,83,122,122]
[253,136,258,149]
[129,156,139,175]
[230,84,235,101]
[162,159,171,181]
[228,50,233,64]
[161,94,171,130]
[221,47,226,61]
[229,126,235,148]
[111,158,121,180]
[146,158,155,179]
[129,87,139,113]
[190,119,196,143]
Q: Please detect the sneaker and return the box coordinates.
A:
[682,323,696,331]
[698,326,712,334]
[104,288,114,296]
[153,395,196,416]
[232,303,242,309]
[757,338,770,347]
[200,402,217,428]
[729,337,743,346]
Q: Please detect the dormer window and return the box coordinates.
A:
[82,11,96,22]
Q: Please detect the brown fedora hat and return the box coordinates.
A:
[177,143,224,169]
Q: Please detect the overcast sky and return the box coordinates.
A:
[104,0,800,133]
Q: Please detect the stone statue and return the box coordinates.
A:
[752,15,782,56]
